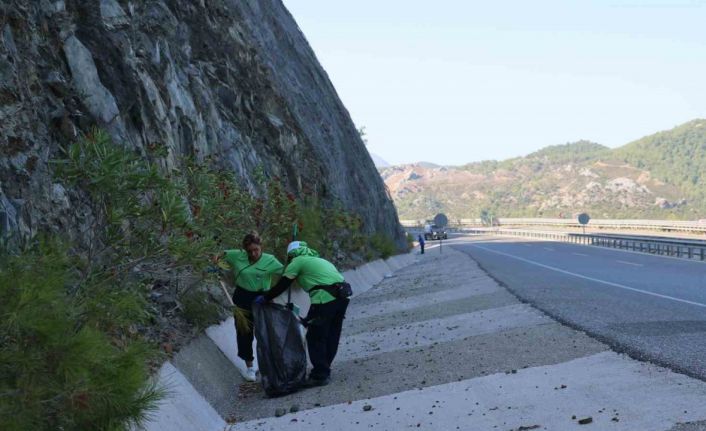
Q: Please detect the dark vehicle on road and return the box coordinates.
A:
[424,224,448,240]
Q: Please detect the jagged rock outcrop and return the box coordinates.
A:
[0,0,404,247]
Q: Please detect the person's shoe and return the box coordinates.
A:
[303,376,329,387]
[241,367,257,382]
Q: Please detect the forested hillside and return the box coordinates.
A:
[381,120,706,221]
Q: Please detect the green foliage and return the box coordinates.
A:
[7,128,388,430]
[258,179,297,263]
[390,121,706,220]
[369,233,396,259]
[525,140,610,163]
[295,198,368,263]
[296,198,329,256]
[233,306,252,335]
[0,239,162,431]
[614,119,706,213]
[405,232,415,250]
[480,208,497,226]
[357,126,368,145]
[181,288,221,329]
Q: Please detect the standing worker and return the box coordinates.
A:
[221,232,283,382]
[418,233,425,254]
[257,241,351,387]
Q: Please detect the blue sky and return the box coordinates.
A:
[282,0,706,166]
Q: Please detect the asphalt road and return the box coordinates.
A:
[233,242,706,431]
[456,235,706,381]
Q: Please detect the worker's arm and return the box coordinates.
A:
[214,252,235,287]
[263,276,295,301]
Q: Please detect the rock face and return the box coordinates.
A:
[0,0,404,247]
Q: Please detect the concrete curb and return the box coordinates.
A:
[140,250,418,430]
[139,362,226,431]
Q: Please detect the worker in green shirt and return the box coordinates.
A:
[221,232,283,382]
[258,241,352,387]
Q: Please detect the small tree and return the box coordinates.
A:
[357,126,368,146]
[479,209,499,227]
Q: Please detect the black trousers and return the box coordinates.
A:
[232,287,260,363]
[304,297,349,380]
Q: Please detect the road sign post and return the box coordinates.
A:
[578,213,590,235]
[434,213,448,254]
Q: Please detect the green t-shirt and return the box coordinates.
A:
[223,250,284,292]
[283,255,344,304]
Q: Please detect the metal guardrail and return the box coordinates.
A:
[466,228,706,261]
[400,218,706,233]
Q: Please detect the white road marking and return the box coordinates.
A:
[617,260,643,267]
[572,252,588,257]
[469,244,706,309]
[461,233,706,265]
[543,247,555,251]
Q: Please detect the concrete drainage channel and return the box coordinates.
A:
[140,245,706,430]
[139,253,416,430]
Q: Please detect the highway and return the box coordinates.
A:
[454,234,706,381]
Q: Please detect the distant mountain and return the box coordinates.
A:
[380,120,706,220]
[369,152,391,168]
[417,161,442,169]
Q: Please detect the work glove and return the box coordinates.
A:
[205,265,223,274]
[254,295,266,305]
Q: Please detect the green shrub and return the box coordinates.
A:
[369,233,396,259]
[0,239,162,431]
[180,287,221,330]
[296,197,330,257]
[5,128,386,429]
[405,232,415,250]
[294,198,370,265]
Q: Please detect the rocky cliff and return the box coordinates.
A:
[0,0,404,247]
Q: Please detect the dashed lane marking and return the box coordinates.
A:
[468,243,706,309]
[617,260,643,267]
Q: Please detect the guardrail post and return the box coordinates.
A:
[701,248,705,261]
[688,247,693,259]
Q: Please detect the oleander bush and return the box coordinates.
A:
[1,129,390,429]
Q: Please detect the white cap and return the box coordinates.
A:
[286,241,301,255]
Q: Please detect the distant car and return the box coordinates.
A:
[423,224,447,240]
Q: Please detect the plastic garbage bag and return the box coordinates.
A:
[252,302,307,397]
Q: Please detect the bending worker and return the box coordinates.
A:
[257,241,351,387]
[222,232,283,382]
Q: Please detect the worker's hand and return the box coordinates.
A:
[254,295,266,305]
[298,317,309,328]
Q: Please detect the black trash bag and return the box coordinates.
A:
[252,302,307,397]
